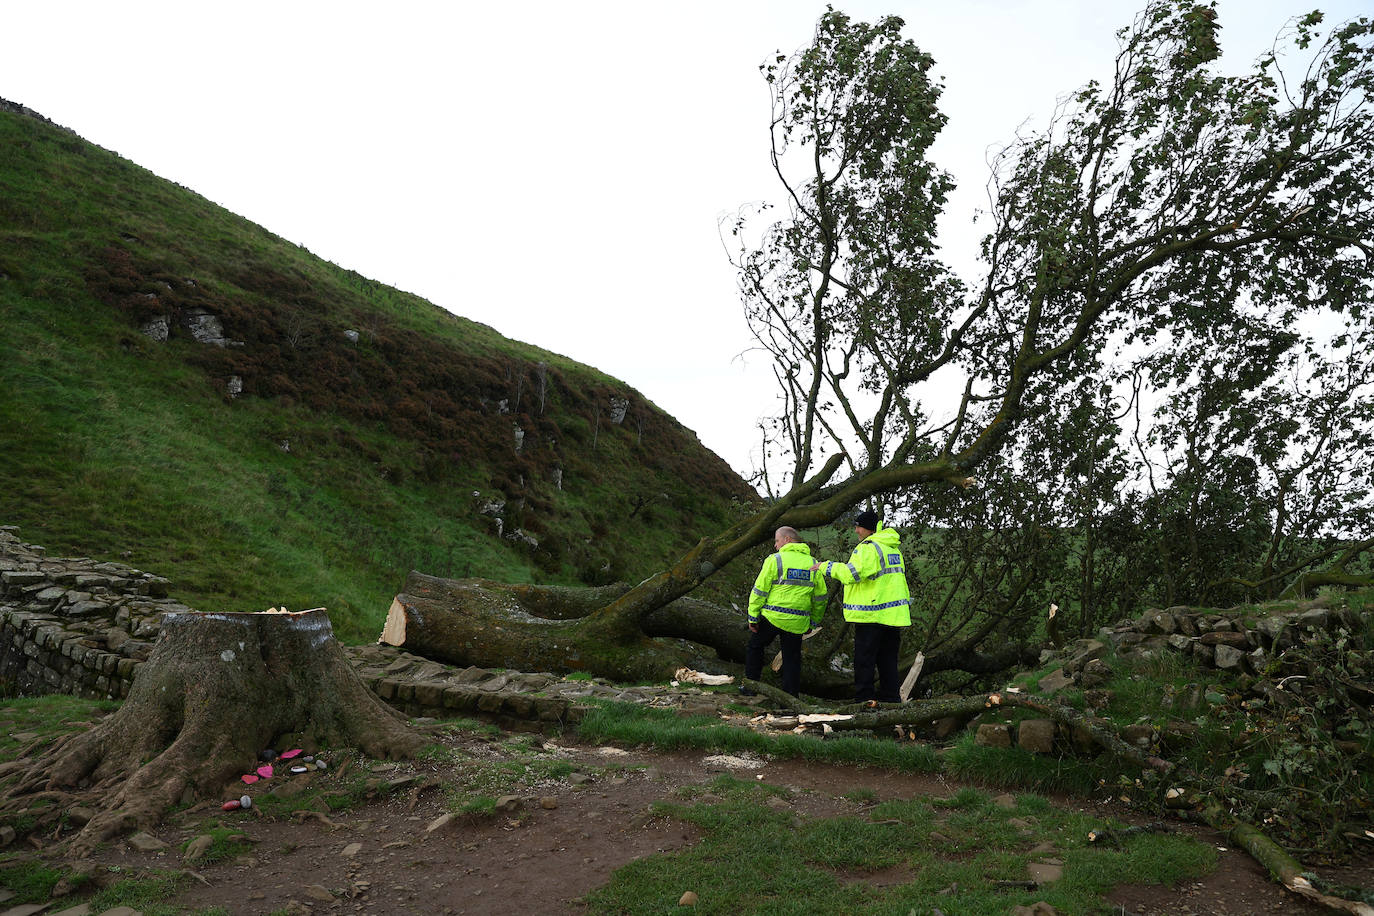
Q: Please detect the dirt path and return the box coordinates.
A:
[39,732,1365,916]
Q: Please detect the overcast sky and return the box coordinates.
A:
[3,1,1366,480]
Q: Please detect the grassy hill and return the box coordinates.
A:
[0,99,755,641]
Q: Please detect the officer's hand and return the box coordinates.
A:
[748,623,758,633]
[810,562,820,571]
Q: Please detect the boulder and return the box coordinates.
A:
[1036,668,1074,695]
[1017,719,1056,754]
[1214,644,1246,669]
[975,724,1013,748]
[1078,658,1112,689]
[1060,639,1109,675]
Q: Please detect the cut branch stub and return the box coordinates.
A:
[2,608,420,855]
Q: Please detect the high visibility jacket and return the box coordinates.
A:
[748,542,827,634]
[821,524,911,626]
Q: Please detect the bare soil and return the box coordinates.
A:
[23,730,1373,916]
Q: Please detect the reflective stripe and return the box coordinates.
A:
[843,599,912,612]
[752,587,769,598]
[826,561,859,579]
[774,553,784,584]
[872,542,886,571]
[763,605,811,616]
[874,568,905,577]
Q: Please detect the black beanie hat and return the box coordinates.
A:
[855,509,879,531]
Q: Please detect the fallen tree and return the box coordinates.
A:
[382,570,1039,696]
[385,4,1374,686]
[0,609,421,854]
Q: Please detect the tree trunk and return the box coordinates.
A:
[384,571,1035,697]
[1,609,421,855]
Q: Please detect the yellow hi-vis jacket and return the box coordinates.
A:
[748,542,827,634]
[821,523,912,626]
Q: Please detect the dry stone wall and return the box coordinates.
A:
[0,526,185,699]
[0,527,739,723]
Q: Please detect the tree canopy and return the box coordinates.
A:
[726,1,1374,634]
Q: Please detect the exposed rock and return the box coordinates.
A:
[50,903,92,916]
[609,397,629,424]
[302,884,335,902]
[1166,633,1193,652]
[976,724,1012,748]
[1141,609,1178,634]
[1060,639,1108,674]
[183,834,213,862]
[1036,668,1074,695]
[1200,631,1249,649]
[182,308,242,347]
[127,831,167,852]
[1254,615,1290,644]
[140,315,170,341]
[66,806,96,826]
[678,891,699,906]
[1214,644,1246,669]
[1017,719,1056,754]
[1298,607,1332,630]
[1027,861,1064,884]
[1078,658,1112,689]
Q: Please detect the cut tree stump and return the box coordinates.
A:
[0,608,421,854]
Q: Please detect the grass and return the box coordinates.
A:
[180,827,252,866]
[0,105,753,643]
[583,778,1214,915]
[578,701,941,772]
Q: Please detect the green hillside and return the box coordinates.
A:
[0,99,755,642]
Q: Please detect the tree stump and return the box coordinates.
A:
[1,609,421,854]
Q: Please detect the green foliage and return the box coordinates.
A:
[735,0,1374,678]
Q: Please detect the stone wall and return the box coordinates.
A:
[0,526,187,699]
[0,527,738,724]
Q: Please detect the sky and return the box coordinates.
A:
[2,0,1367,481]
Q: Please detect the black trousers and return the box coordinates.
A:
[744,617,803,696]
[853,622,903,703]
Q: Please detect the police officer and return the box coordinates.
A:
[813,510,911,703]
[744,526,827,696]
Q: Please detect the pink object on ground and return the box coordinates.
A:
[257,765,274,779]
[241,774,259,784]
[279,748,303,760]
